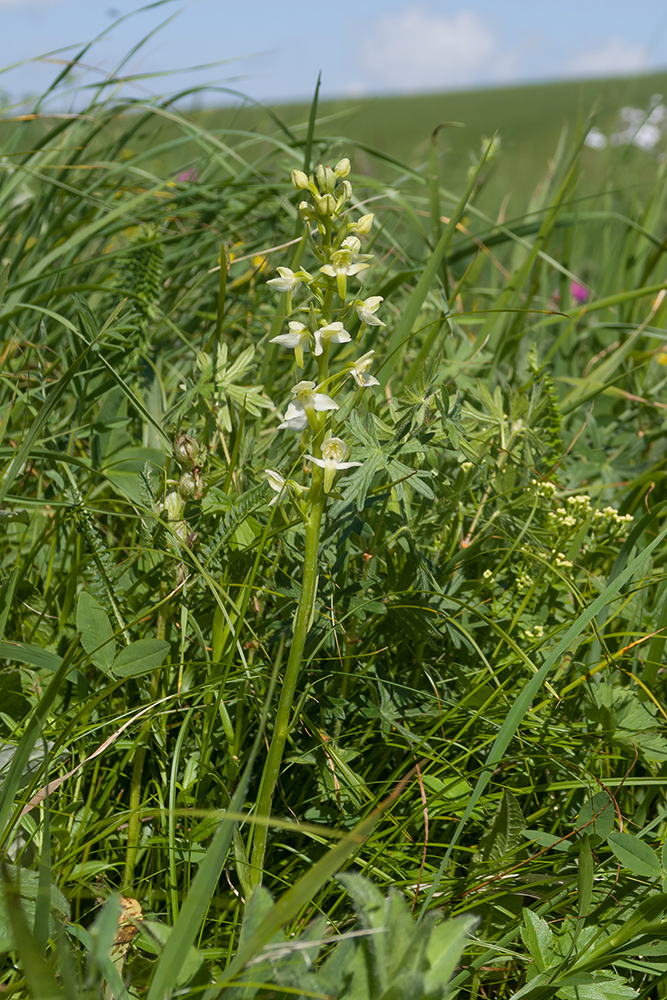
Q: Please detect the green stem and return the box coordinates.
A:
[123,580,169,890]
[249,477,326,886]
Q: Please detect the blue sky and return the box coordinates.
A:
[2,0,667,108]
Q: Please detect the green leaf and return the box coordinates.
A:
[0,642,62,674]
[521,909,554,973]
[0,865,69,955]
[479,790,525,862]
[578,836,594,920]
[0,569,18,644]
[424,914,478,997]
[578,793,614,839]
[101,446,166,507]
[522,830,570,853]
[0,510,29,525]
[138,920,205,987]
[607,832,662,879]
[76,592,116,675]
[112,639,170,678]
[2,867,63,999]
[556,972,638,999]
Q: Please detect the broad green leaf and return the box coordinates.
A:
[607,832,662,879]
[101,446,166,507]
[424,914,478,997]
[479,790,525,862]
[377,971,425,1000]
[112,639,170,678]
[0,510,29,525]
[556,972,638,999]
[2,869,63,999]
[578,793,614,839]
[76,592,115,675]
[522,830,570,853]
[521,909,554,973]
[0,865,69,955]
[578,836,594,920]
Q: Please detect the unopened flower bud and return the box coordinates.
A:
[354,213,374,234]
[164,489,185,523]
[337,180,352,204]
[174,433,199,468]
[291,169,309,190]
[179,470,204,500]
[317,193,336,216]
[334,157,351,178]
[299,200,316,221]
[316,164,327,190]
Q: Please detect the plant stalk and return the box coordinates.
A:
[249,479,326,886]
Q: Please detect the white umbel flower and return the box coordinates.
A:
[305,437,362,492]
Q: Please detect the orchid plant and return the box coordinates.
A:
[248,158,386,886]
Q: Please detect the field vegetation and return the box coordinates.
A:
[2,35,667,1000]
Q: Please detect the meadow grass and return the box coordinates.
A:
[1,51,667,1000]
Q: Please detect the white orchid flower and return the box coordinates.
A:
[313,321,352,356]
[277,381,339,431]
[319,236,372,299]
[265,470,287,506]
[277,402,308,431]
[348,351,380,388]
[305,437,362,493]
[266,266,312,293]
[355,296,385,327]
[270,321,311,368]
[342,236,361,253]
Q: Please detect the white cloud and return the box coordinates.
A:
[354,6,514,94]
[567,38,650,78]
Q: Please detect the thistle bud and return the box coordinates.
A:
[291,169,309,190]
[174,433,199,468]
[334,157,351,178]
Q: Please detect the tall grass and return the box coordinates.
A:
[2,34,667,1000]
